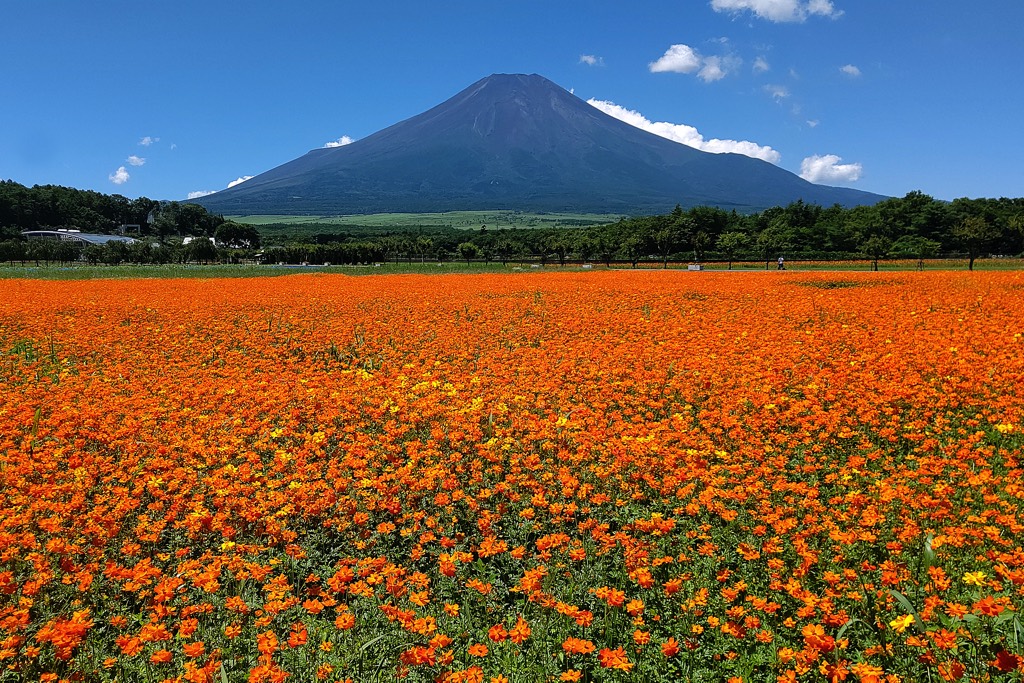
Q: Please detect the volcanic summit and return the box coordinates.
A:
[192,73,884,215]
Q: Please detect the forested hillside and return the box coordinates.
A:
[0,181,225,239]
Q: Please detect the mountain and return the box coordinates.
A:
[192,73,885,215]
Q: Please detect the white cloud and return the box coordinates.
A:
[650,44,739,81]
[108,166,130,185]
[807,0,842,18]
[763,84,790,100]
[840,64,861,77]
[698,56,728,82]
[323,136,355,148]
[126,155,145,167]
[800,154,862,183]
[753,56,770,74]
[227,175,254,188]
[649,44,703,74]
[139,136,160,146]
[710,0,842,22]
[579,54,605,67]
[588,98,781,163]
[188,190,216,199]
[806,119,820,128]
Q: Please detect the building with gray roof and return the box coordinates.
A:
[21,230,139,246]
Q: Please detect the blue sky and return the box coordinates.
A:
[3,1,1022,204]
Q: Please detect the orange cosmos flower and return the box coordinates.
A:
[116,635,143,657]
[561,637,596,655]
[256,630,279,656]
[287,622,308,648]
[183,641,206,657]
[509,615,531,644]
[937,660,965,681]
[992,649,1023,673]
[597,646,633,671]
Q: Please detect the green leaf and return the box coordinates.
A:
[360,633,389,653]
[921,533,936,572]
[836,617,869,641]
[889,589,926,634]
[993,611,1015,626]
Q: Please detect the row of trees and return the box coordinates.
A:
[576,194,1023,270]
[2,180,1023,269]
[256,193,1023,270]
[0,237,230,267]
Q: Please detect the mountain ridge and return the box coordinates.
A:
[192,73,885,215]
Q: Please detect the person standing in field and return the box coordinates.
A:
[777,256,785,270]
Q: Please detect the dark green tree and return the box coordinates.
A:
[544,235,572,266]
[756,226,790,271]
[53,240,79,265]
[892,235,941,270]
[0,239,26,264]
[952,216,1001,270]
[83,244,104,265]
[26,240,54,265]
[653,228,676,268]
[576,235,596,264]
[128,240,153,264]
[186,237,219,264]
[408,237,428,263]
[457,241,481,265]
[620,235,645,268]
[691,230,711,263]
[860,235,893,271]
[495,239,516,265]
[596,235,616,267]
[214,221,261,249]
[102,241,129,266]
[716,232,749,270]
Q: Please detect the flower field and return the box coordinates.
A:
[1,270,1023,683]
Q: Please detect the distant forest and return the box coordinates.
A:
[2,180,1023,270]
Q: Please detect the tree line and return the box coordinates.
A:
[0,181,261,265]
[260,193,1024,270]
[2,180,1023,270]
[0,181,230,237]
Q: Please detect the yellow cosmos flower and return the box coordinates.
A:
[889,615,914,633]
[962,571,987,586]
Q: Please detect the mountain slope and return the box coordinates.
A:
[193,74,885,215]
